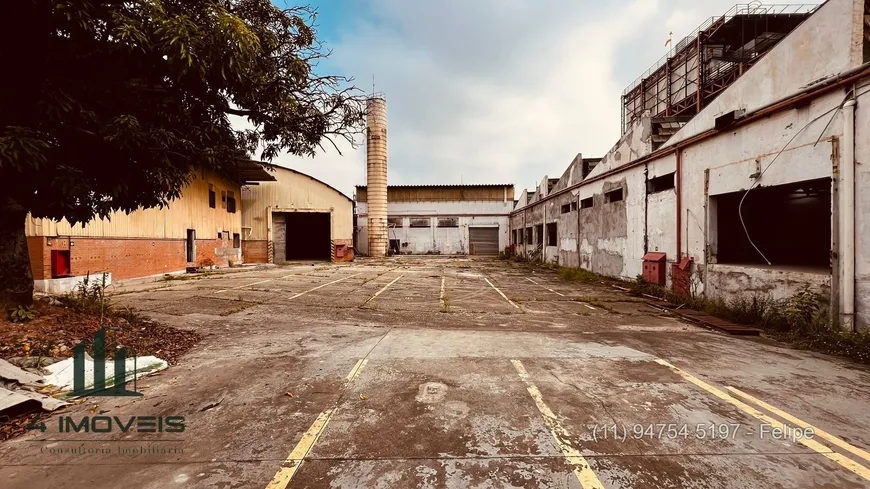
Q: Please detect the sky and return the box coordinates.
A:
[261,0,788,199]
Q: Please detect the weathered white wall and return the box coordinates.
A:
[356,200,511,255]
[706,264,832,302]
[510,0,870,329]
[854,78,870,330]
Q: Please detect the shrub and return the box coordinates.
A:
[9,305,36,323]
[59,272,111,321]
[557,267,598,283]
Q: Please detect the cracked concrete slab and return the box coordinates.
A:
[3,257,869,488]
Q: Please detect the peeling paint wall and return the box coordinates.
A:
[706,265,831,302]
[510,0,870,329]
[855,77,870,331]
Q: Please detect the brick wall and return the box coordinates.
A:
[195,238,240,267]
[25,236,246,282]
[242,240,269,263]
[26,236,187,280]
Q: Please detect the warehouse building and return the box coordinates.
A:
[511,0,870,331]
[25,162,274,292]
[241,166,354,263]
[355,184,514,255]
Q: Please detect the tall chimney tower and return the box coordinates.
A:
[366,94,388,257]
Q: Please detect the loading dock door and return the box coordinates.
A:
[469,227,499,255]
[284,212,331,261]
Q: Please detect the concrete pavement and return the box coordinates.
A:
[2,257,870,488]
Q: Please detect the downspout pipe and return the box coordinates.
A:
[840,98,856,332]
[676,149,683,260]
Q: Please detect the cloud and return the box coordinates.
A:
[262,0,778,197]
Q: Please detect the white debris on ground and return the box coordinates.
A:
[43,354,168,393]
[0,359,68,414]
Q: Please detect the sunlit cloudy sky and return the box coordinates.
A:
[262,0,796,198]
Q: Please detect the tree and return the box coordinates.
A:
[0,0,365,307]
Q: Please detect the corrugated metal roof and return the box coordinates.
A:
[356,184,513,189]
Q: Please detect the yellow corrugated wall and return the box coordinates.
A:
[25,169,242,240]
[240,167,353,242]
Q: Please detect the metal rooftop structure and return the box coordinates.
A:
[621,2,819,136]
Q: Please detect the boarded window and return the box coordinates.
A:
[648,173,675,193]
[580,197,593,209]
[437,217,459,228]
[546,223,557,246]
[387,217,403,228]
[233,233,240,248]
[209,184,216,208]
[605,188,623,203]
[560,203,571,214]
[409,218,430,228]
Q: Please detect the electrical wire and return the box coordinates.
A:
[736,90,855,265]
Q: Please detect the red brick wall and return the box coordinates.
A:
[195,238,240,267]
[25,236,246,281]
[25,237,187,280]
[242,240,269,263]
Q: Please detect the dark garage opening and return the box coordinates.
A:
[714,178,830,269]
[285,212,331,261]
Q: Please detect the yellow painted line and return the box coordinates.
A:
[526,277,565,297]
[727,386,870,464]
[287,272,363,300]
[363,275,403,305]
[656,359,870,481]
[511,360,605,489]
[345,358,369,382]
[485,277,520,309]
[265,408,334,489]
[214,278,273,294]
[265,359,368,488]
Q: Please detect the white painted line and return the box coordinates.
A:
[363,275,403,305]
[511,360,605,489]
[526,277,565,297]
[214,278,273,294]
[484,277,520,309]
[440,276,446,301]
[287,272,363,300]
[583,304,596,310]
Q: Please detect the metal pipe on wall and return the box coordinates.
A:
[675,149,683,260]
[840,98,856,331]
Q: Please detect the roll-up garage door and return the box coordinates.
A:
[469,227,499,255]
